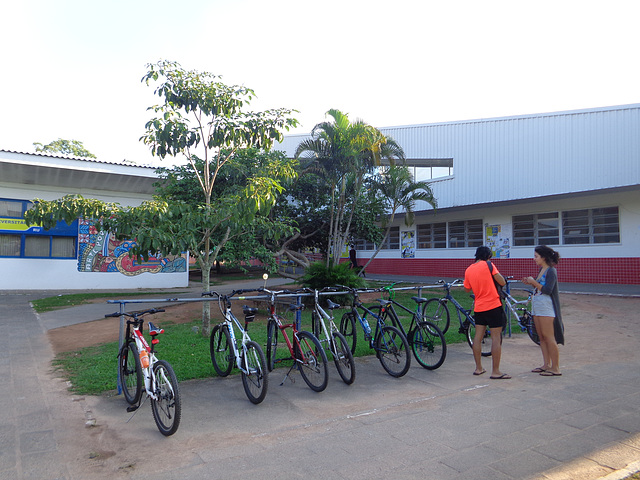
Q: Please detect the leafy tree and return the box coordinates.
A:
[33,138,96,158]
[295,109,404,267]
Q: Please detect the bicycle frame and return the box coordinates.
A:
[265,290,311,366]
[216,293,257,374]
[128,320,168,402]
[438,281,476,329]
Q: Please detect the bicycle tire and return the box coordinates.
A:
[295,331,329,392]
[209,324,233,377]
[410,321,447,370]
[376,325,411,377]
[331,330,356,385]
[339,312,357,354]
[466,321,494,357]
[523,312,540,345]
[422,298,451,334]
[266,319,279,372]
[118,339,142,405]
[241,340,269,404]
[311,311,322,340]
[150,359,181,436]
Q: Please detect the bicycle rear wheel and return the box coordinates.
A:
[295,331,328,392]
[522,312,540,345]
[331,331,356,385]
[422,298,451,334]
[210,324,233,377]
[339,312,357,354]
[410,321,447,370]
[376,326,411,377]
[266,319,279,371]
[118,339,142,405]
[466,322,494,356]
[150,360,181,436]
[241,340,269,404]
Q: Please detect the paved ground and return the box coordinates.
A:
[2,275,640,480]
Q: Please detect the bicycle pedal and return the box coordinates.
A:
[126,405,139,413]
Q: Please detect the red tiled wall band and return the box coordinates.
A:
[359,258,640,285]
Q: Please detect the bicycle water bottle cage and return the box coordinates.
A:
[326,299,341,310]
[411,296,428,304]
[148,322,164,336]
[288,303,305,311]
[242,305,258,322]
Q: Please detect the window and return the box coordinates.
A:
[355,238,376,251]
[0,234,21,256]
[0,199,26,218]
[448,219,482,248]
[513,213,559,246]
[381,226,400,250]
[417,222,446,248]
[562,207,620,244]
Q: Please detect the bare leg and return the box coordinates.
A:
[489,326,505,377]
[533,315,551,370]
[472,324,486,374]
[536,316,560,374]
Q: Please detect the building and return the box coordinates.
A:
[0,150,188,290]
[276,104,640,285]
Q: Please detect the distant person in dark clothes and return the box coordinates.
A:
[522,245,564,377]
[349,245,358,269]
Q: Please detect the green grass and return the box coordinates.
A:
[49,284,531,396]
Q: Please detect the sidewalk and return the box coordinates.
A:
[2,276,640,479]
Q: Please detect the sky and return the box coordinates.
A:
[1,0,638,166]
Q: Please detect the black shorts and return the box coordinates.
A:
[474,306,504,329]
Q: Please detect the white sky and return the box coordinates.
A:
[1,0,638,166]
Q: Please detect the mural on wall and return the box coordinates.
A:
[485,224,511,258]
[78,219,187,275]
[401,230,416,258]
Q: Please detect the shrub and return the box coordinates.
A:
[300,261,366,290]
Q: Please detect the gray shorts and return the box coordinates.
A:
[532,294,555,317]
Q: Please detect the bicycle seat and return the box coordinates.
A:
[243,306,258,316]
[411,296,428,304]
[288,303,305,311]
[377,299,392,306]
[326,299,341,310]
[148,322,164,336]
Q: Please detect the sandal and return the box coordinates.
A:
[531,367,547,373]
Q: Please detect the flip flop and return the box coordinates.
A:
[531,367,547,373]
[473,369,486,376]
[540,371,562,376]
[490,374,512,380]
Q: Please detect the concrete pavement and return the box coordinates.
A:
[2,276,640,480]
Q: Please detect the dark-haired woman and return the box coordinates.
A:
[522,245,564,376]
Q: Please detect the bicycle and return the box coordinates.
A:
[109,308,181,436]
[502,278,539,345]
[202,289,269,405]
[376,283,447,370]
[263,288,329,392]
[420,280,495,357]
[338,286,411,377]
[305,287,356,385]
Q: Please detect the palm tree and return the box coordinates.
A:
[295,109,405,267]
[359,165,437,273]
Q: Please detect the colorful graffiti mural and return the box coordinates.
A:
[77,219,187,275]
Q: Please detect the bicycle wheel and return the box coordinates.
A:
[466,321,493,356]
[118,339,142,405]
[241,340,269,404]
[410,321,447,370]
[210,324,233,377]
[150,360,181,436]
[331,331,356,385]
[523,312,540,345]
[266,319,279,371]
[339,312,358,354]
[422,298,451,334]
[376,325,411,377]
[295,331,328,392]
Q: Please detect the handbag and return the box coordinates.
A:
[487,261,508,327]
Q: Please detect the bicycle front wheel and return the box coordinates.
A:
[118,339,142,405]
[466,321,494,357]
[376,326,411,377]
[295,331,328,392]
[331,331,356,385]
[241,340,269,404]
[150,360,181,436]
[210,324,233,377]
[411,321,447,370]
[422,298,451,334]
[339,312,357,354]
[266,319,279,372]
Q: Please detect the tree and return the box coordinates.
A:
[33,138,96,158]
[360,165,437,273]
[295,109,404,267]
[25,61,299,335]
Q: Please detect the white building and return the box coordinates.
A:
[276,104,640,285]
[0,150,189,290]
